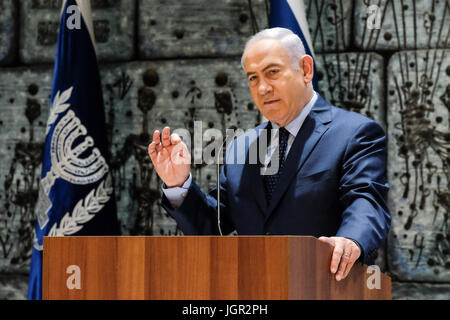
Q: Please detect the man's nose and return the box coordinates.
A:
[258,79,272,96]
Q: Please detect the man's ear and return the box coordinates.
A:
[299,55,314,83]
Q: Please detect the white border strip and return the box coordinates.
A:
[60,0,97,53]
[286,0,315,58]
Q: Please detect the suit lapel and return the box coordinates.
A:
[247,161,267,213]
[265,95,332,218]
[247,123,270,213]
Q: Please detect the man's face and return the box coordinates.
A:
[243,39,308,127]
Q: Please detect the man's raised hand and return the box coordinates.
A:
[148,127,191,188]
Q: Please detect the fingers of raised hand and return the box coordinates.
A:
[161,127,171,147]
[170,133,181,145]
[148,131,160,160]
[151,130,163,152]
[149,129,180,156]
[170,139,191,165]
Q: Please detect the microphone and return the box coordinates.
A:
[216,126,238,236]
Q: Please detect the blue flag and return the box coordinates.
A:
[28,0,120,300]
[269,0,319,90]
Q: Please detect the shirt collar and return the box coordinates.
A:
[270,91,317,137]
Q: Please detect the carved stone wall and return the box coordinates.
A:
[20,0,135,63]
[0,0,449,299]
[387,49,450,282]
[0,0,17,65]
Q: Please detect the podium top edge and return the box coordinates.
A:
[43,235,318,240]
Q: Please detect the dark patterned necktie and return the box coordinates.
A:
[263,127,290,206]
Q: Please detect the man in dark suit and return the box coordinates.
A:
[148,28,390,281]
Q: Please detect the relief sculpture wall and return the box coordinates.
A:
[0,0,448,299]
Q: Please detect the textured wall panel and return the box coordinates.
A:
[138,0,268,58]
[0,66,52,273]
[305,0,352,52]
[392,281,450,299]
[0,275,28,300]
[387,49,450,282]
[19,0,135,64]
[0,0,18,65]
[355,0,450,50]
[316,52,386,128]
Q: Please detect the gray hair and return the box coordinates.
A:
[241,27,307,70]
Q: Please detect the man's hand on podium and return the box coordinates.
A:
[318,236,361,282]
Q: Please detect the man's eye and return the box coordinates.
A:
[249,76,256,82]
[269,69,279,74]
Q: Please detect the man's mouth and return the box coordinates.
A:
[264,99,280,105]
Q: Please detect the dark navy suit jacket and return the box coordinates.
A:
[162,95,391,264]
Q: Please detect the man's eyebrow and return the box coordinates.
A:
[262,63,281,72]
[246,63,282,76]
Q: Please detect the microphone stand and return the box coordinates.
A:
[216,127,237,236]
[217,145,223,236]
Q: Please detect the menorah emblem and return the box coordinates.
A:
[41,110,109,195]
[37,106,109,230]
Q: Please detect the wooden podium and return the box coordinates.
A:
[43,236,391,300]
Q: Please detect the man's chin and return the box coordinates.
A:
[264,116,285,126]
